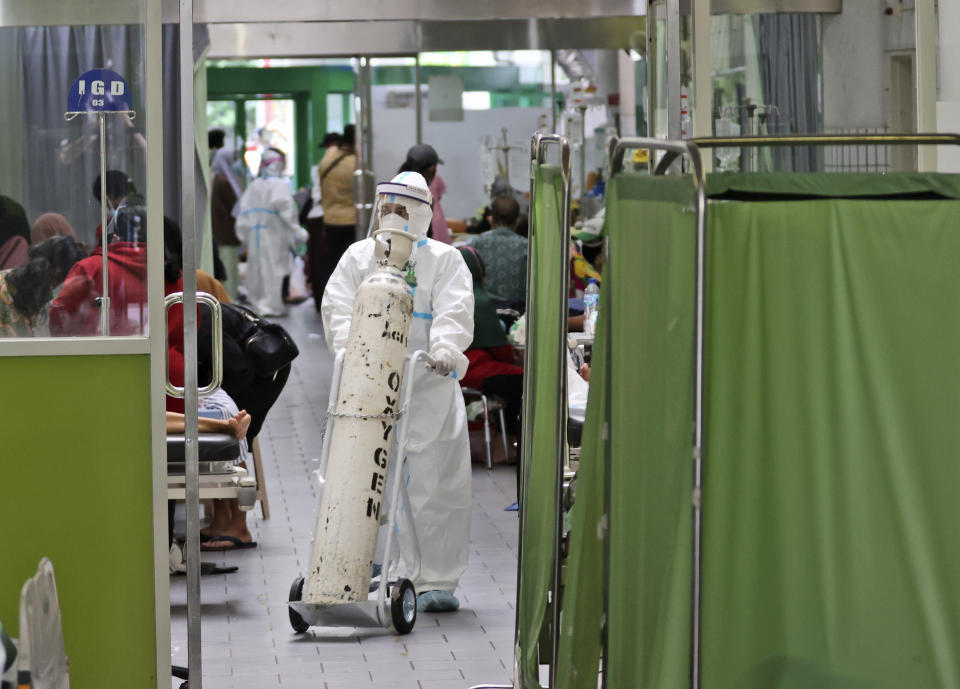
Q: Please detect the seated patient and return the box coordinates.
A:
[49,197,151,335]
[0,258,52,337]
[457,247,524,439]
[161,223,289,550]
[29,235,86,301]
[0,235,87,337]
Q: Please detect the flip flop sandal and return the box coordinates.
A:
[200,535,257,552]
[173,563,240,575]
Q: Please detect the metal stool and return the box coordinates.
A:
[461,387,510,470]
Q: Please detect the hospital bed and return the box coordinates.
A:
[166,432,256,510]
[165,292,257,512]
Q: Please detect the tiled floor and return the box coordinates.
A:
[171,300,519,689]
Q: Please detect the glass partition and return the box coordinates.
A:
[0,13,157,339]
[707,4,930,173]
[710,13,821,172]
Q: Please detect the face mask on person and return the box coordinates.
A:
[380,212,409,232]
[371,173,433,240]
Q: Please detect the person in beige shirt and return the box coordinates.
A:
[315,124,357,295]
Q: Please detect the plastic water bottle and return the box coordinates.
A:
[583,279,600,337]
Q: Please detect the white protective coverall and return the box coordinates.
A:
[321,172,475,595]
[235,153,305,316]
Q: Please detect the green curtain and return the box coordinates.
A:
[607,178,696,689]
[557,174,697,689]
[555,186,610,689]
[703,196,960,689]
[559,170,960,689]
[517,164,566,688]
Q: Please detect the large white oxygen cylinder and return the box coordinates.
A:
[305,229,416,605]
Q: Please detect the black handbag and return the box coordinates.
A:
[222,302,299,377]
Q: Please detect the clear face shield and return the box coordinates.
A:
[367,178,434,240]
[371,195,418,270]
[106,194,147,244]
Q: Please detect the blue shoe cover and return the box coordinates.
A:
[417,589,460,612]
[505,502,519,512]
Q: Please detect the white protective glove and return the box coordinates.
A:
[429,347,459,377]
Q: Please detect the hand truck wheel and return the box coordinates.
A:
[288,576,310,633]
[390,578,417,635]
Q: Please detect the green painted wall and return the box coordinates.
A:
[0,355,156,688]
[206,63,552,187]
[207,66,356,188]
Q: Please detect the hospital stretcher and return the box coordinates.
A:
[165,292,257,512]
[166,432,256,510]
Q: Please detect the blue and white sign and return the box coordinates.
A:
[66,69,133,114]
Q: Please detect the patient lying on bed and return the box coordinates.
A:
[165,409,251,439]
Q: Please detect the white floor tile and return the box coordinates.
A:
[170,301,519,688]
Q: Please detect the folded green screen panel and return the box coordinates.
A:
[517,164,566,688]
[606,178,696,689]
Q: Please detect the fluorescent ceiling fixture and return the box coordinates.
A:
[207,58,353,68]
[419,50,552,67]
[494,50,547,66]
[421,51,493,66]
[462,91,491,110]
[370,57,417,67]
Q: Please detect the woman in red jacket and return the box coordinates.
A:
[49,201,190,413]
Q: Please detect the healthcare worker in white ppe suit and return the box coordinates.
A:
[321,171,474,612]
[236,147,307,316]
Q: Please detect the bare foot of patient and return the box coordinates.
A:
[227,411,251,440]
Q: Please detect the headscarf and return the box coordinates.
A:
[0,236,28,270]
[30,213,77,245]
[211,147,244,198]
[458,246,508,349]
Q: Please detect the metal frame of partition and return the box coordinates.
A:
[470,132,570,689]
[608,136,707,689]
[653,133,960,174]
[0,3,170,687]
[534,133,572,689]
[178,1,204,687]
[604,132,960,689]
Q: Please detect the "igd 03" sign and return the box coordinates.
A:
[67,69,133,114]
